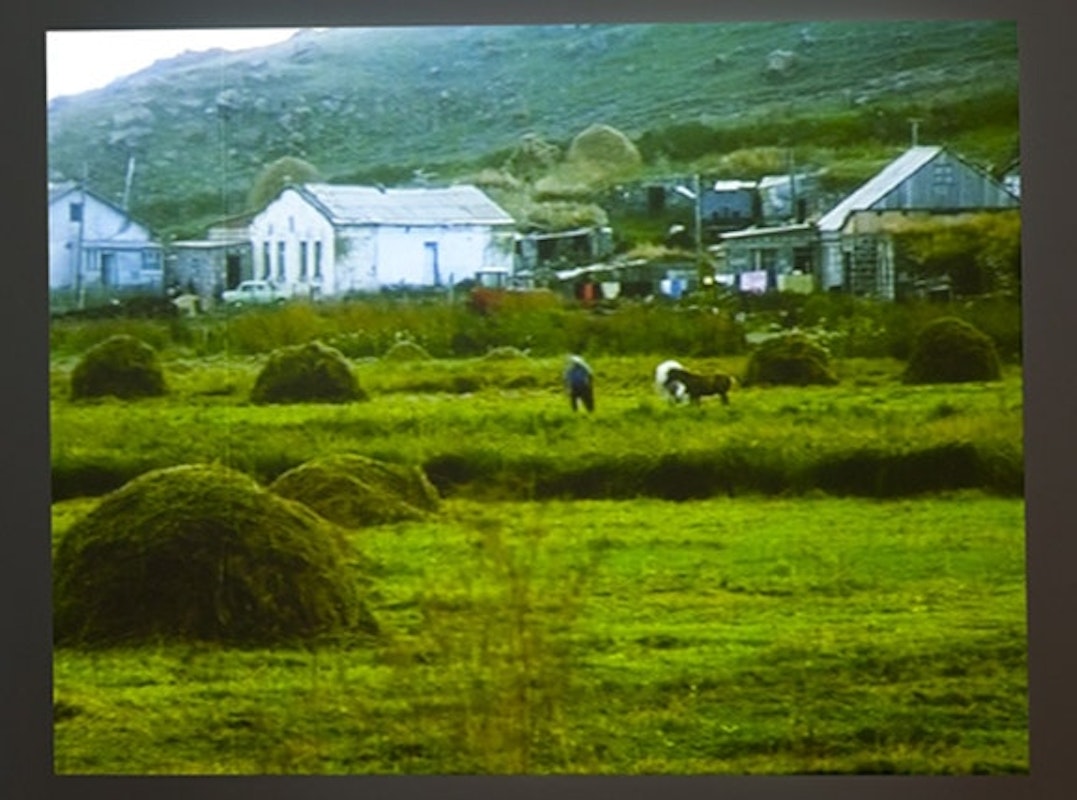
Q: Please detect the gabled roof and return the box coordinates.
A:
[292,183,516,227]
[817,146,943,233]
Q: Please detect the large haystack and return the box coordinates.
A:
[53,464,372,646]
[70,334,167,400]
[744,333,838,386]
[566,124,643,173]
[251,341,366,404]
[903,317,1001,384]
[270,454,441,528]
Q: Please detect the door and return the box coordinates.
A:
[226,254,242,289]
[424,242,440,286]
[100,252,116,287]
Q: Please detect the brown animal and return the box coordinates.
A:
[664,366,735,405]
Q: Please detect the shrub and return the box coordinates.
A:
[743,333,838,386]
[250,341,367,404]
[53,464,373,646]
[270,453,441,528]
[70,334,167,400]
[903,316,1001,384]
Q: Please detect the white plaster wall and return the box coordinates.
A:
[372,225,514,287]
[249,189,336,297]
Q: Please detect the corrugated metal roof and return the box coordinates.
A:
[816,146,942,232]
[296,183,516,226]
[48,181,78,204]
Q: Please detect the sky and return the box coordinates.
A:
[45,29,310,101]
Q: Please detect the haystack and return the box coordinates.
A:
[744,333,838,386]
[70,334,167,400]
[903,317,1001,384]
[566,124,643,173]
[53,464,372,646]
[383,339,433,362]
[270,453,441,528]
[251,340,366,404]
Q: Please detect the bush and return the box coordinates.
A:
[743,333,838,386]
[53,463,372,646]
[70,334,167,400]
[903,316,1001,384]
[270,453,441,528]
[251,341,367,404]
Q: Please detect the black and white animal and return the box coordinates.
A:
[655,359,735,405]
[564,355,595,412]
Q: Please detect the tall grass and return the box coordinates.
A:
[48,293,1022,362]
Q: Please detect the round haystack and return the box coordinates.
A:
[383,339,433,361]
[70,334,167,400]
[251,341,366,404]
[566,124,643,172]
[903,317,1001,384]
[744,333,838,386]
[270,453,441,528]
[53,464,371,646]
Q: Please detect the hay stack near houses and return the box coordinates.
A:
[250,340,366,404]
[70,334,167,400]
[744,333,838,386]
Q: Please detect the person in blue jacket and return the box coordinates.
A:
[563,355,595,413]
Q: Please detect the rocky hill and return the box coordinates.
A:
[46,20,1019,237]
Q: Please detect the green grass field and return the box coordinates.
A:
[50,348,1027,774]
[52,494,1027,774]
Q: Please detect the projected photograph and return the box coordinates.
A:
[47,20,1026,775]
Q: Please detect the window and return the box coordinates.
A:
[276,242,286,281]
[299,242,308,280]
[313,241,323,279]
[262,243,271,279]
[69,202,83,223]
[141,251,161,271]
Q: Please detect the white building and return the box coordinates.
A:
[48,182,163,298]
[248,183,517,297]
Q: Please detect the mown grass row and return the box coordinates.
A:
[49,353,1023,502]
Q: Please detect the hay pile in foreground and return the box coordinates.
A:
[251,341,366,404]
[70,334,167,400]
[53,464,372,646]
[271,453,441,528]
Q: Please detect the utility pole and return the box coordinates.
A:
[74,163,87,309]
[693,173,703,264]
[908,118,922,147]
[121,154,136,211]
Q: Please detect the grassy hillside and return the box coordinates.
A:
[46,20,1019,238]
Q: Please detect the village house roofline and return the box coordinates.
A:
[287,183,517,227]
[48,180,145,222]
[816,145,944,233]
[718,222,816,240]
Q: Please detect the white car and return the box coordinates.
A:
[221,280,285,306]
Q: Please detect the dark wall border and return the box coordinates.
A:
[5,1,1072,798]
